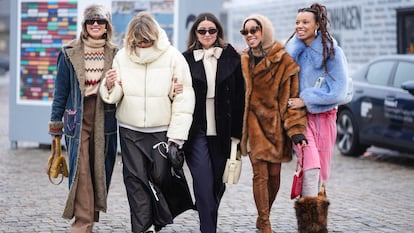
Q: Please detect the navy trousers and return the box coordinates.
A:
[185,130,227,233]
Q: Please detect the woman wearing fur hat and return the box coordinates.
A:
[285,3,349,232]
[100,11,195,233]
[48,4,118,232]
[239,15,308,233]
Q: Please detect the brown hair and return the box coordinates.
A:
[185,12,227,52]
[286,3,335,72]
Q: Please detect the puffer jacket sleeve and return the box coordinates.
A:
[167,49,195,141]
[49,50,70,135]
[99,54,124,104]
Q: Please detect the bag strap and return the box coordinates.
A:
[230,138,240,160]
[296,147,304,172]
[55,135,61,156]
[48,135,64,185]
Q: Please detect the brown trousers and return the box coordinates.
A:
[71,96,96,233]
[249,156,281,233]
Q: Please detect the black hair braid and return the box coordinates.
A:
[310,3,335,73]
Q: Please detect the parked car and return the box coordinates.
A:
[336,55,414,156]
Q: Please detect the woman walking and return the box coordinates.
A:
[48,4,118,232]
[182,12,245,233]
[239,14,308,233]
[100,11,195,233]
[285,3,349,232]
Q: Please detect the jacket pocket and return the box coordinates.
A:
[64,109,77,136]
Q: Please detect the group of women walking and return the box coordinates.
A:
[48,2,349,233]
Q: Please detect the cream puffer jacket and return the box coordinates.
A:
[100,27,195,141]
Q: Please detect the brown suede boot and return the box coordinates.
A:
[252,162,274,233]
[253,179,271,233]
[294,185,329,233]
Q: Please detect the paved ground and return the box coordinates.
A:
[1,73,414,233]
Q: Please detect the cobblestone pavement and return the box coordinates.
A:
[1,74,414,233]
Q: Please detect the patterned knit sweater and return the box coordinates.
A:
[83,37,105,96]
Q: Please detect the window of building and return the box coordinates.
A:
[397,8,414,54]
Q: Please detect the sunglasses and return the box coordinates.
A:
[136,38,154,45]
[196,28,218,35]
[240,26,261,36]
[85,19,107,25]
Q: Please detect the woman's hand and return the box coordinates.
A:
[288,97,305,109]
[105,69,118,89]
[173,77,183,95]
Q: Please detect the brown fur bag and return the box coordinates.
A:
[294,184,330,233]
[47,136,69,185]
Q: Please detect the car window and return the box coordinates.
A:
[393,61,414,87]
[366,61,394,86]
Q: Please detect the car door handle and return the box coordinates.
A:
[354,89,363,94]
[384,96,397,107]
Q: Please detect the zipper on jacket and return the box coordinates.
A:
[144,64,147,127]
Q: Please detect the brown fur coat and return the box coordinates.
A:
[240,41,307,163]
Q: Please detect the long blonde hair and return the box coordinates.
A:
[124,11,159,56]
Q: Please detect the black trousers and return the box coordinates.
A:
[119,127,170,232]
[185,130,227,233]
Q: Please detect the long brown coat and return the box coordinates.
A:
[240,41,307,163]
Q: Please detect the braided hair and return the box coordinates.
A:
[287,3,335,73]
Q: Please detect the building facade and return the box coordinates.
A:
[224,0,414,72]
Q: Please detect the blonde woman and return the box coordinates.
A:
[100,12,195,233]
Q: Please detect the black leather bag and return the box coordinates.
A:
[163,169,196,218]
[167,143,185,171]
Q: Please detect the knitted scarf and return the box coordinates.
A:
[83,37,106,96]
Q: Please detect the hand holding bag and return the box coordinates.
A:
[291,148,304,199]
[47,136,69,185]
[223,138,242,184]
[167,142,185,171]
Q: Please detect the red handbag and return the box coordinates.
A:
[291,149,304,199]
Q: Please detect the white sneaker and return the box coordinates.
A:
[144,225,155,233]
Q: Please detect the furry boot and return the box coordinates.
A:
[294,185,329,233]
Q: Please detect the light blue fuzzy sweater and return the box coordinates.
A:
[285,33,348,114]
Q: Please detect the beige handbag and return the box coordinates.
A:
[223,138,242,184]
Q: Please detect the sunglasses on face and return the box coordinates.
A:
[196,28,218,35]
[85,19,107,25]
[136,38,154,45]
[240,26,261,36]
